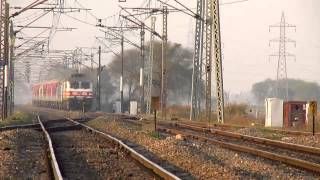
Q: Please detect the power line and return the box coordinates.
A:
[221,0,250,5]
[63,13,96,26]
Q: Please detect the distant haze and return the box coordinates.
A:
[9,0,320,94]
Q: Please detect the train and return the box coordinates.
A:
[32,73,94,111]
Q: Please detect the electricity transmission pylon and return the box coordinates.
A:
[269,12,296,101]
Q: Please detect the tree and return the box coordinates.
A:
[107,41,193,106]
[251,78,320,105]
[107,48,141,104]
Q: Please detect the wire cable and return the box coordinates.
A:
[221,0,250,5]
[63,13,96,26]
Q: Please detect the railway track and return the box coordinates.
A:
[37,115,180,179]
[180,121,320,136]
[157,122,320,174]
[112,112,319,136]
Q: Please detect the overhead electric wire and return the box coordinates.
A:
[120,6,162,38]
[221,0,250,5]
[154,0,195,18]
[172,0,197,17]
[16,28,49,49]
[63,13,96,26]
[16,39,48,57]
[95,37,121,58]
[13,11,44,23]
[11,0,50,18]
[74,0,97,20]
[16,10,51,33]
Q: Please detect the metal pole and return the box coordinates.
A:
[120,35,124,113]
[204,0,213,122]
[0,0,5,120]
[146,17,156,114]
[97,46,101,111]
[190,0,205,120]
[161,6,168,120]
[140,24,145,113]
[154,109,157,132]
[9,20,14,115]
[313,114,315,136]
[2,2,9,119]
[213,0,225,123]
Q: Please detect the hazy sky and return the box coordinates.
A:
[9,0,320,94]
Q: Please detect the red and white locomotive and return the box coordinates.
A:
[32,73,94,111]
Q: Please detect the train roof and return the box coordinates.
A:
[32,80,60,86]
[32,73,92,87]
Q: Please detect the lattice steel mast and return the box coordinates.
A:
[212,0,224,123]
[269,12,296,101]
[190,0,224,123]
[140,23,145,113]
[9,20,14,115]
[204,0,213,122]
[146,16,156,114]
[161,6,168,119]
[0,0,9,120]
[190,0,204,120]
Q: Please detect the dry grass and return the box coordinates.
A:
[304,113,320,132]
[0,111,33,127]
[166,105,190,120]
[224,115,262,127]
[164,103,262,126]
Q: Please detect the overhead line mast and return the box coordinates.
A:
[161,6,168,119]
[204,0,213,122]
[190,0,224,123]
[0,0,9,119]
[190,0,204,121]
[212,0,225,123]
[146,16,156,114]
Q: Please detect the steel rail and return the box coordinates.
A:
[37,116,63,180]
[172,123,320,155]
[116,116,320,155]
[65,117,181,180]
[183,121,320,136]
[158,127,320,174]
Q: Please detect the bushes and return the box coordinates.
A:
[225,103,248,116]
[167,105,190,119]
[0,111,33,127]
[224,103,260,126]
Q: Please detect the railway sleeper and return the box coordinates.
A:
[158,127,320,174]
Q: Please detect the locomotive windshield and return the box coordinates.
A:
[69,81,91,89]
[70,81,80,89]
[81,81,91,89]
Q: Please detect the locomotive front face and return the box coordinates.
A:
[63,80,94,99]
[32,73,94,111]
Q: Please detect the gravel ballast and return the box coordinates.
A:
[235,127,320,148]
[86,117,320,179]
[0,129,50,179]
